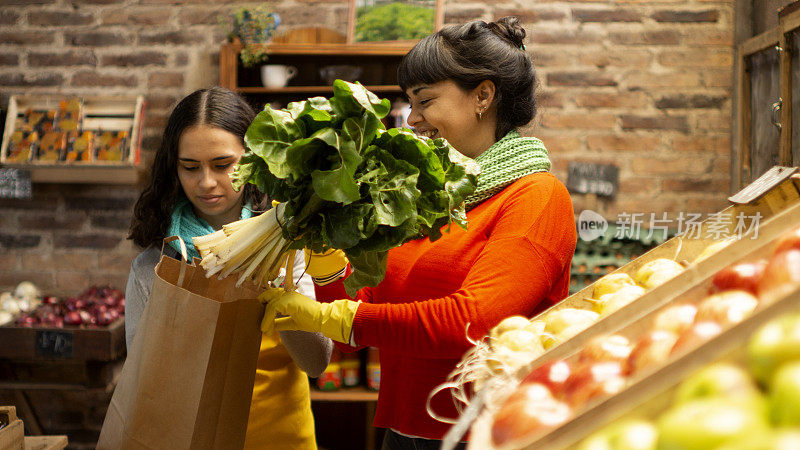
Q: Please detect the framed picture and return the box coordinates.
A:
[347,0,444,44]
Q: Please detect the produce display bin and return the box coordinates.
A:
[465,182,800,449]
[442,167,800,447]
[0,319,124,362]
[0,95,143,166]
[0,320,124,449]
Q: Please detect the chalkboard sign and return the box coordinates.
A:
[566,162,619,198]
[0,167,32,200]
[35,330,74,358]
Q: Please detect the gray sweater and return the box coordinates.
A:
[124,245,332,377]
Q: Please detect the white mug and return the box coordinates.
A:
[261,64,298,88]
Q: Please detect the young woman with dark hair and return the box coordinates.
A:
[260,17,577,449]
[125,86,331,449]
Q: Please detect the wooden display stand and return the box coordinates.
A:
[463,171,800,449]
[0,95,144,184]
[468,200,800,448]
[442,167,800,447]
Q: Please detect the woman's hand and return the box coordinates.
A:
[259,288,359,344]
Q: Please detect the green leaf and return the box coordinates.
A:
[362,147,421,227]
[331,80,391,119]
[374,128,446,193]
[310,133,363,204]
[288,97,334,134]
[323,203,377,249]
[245,108,305,179]
[284,127,340,179]
[343,250,388,297]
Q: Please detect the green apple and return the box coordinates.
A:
[635,259,685,290]
[524,319,546,336]
[770,361,800,426]
[490,315,532,339]
[544,308,599,335]
[591,285,646,317]
[593,272,637,299]
[717,429,800,450]
[656,398,770,450]
[674,362,762,406]
[746,313,800,385]
[494,329,544,353]
[578,419,658,450]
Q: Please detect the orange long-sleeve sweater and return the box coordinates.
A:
[322,172,576,439]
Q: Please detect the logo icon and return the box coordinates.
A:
[578,210,608,242]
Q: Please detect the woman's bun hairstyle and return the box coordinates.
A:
[487,16,526,50]
[398,16,537,140]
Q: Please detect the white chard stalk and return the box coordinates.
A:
[194,203,291,287]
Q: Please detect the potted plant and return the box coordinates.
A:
[223,5,281,68]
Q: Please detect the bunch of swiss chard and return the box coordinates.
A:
[195,80,478,296]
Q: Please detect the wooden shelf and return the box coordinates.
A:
[0,164,140,184]
[310,386,378,402]
[236,85,401,94]
[234,42,413,56]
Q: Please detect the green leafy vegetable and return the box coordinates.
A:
[229,80,478,295]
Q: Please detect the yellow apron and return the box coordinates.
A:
[243,333,317,449]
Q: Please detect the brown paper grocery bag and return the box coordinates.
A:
[98,237,264,449]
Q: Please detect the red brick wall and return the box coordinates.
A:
[0,0,735,295]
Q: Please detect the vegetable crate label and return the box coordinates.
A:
[0,167,32,199]
[35,330,74,358]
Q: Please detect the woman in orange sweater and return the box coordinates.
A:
[262,17,576,449]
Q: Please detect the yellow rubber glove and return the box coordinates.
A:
[259,288,359,344]
[303,248,348,286]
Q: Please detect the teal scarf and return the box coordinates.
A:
[464,130,551,209]
[167,198,253,259]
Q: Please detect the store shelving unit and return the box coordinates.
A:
[219,41,412,109]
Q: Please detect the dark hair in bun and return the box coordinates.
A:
[398,16,536,140]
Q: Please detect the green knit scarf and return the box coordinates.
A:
[464,130,551,209]
[167,198,253,260]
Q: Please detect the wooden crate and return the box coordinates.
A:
[0,95,144,166]
[0,319,124,362]
[23,436,67,450]
[0,406,24,450]
[467,198,800,449]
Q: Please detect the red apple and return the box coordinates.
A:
[712,260,767,294]
[578,334,633,366]
[772,225,800,255]
[520,360,571,397]
[491,383,571,446]
[564,361,627,408]
[758,249,800,301]
[695,290,759,326]
[652,304,697,335]
[626,330,679,375]
[671,321,723,356]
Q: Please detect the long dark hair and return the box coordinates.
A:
[129,86,261,249]
[398,16,536,140]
